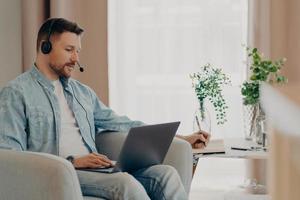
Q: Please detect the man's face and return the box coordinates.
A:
[48,32,82,79]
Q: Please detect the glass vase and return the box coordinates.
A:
[193,105,211,134]
[243,104,256,140]
[243,103,266,144]
[255,107,266,145]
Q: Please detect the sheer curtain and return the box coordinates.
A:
[108,0,248,138]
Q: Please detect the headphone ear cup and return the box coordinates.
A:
[41,41,52,54]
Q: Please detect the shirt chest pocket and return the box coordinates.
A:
[28,106,54,142]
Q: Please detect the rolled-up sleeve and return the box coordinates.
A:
[0,87,27,151]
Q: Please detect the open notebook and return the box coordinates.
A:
[192,139,225,154]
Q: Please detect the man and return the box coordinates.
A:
[0,18,209,199]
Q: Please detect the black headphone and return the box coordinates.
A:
[41,19,56,54]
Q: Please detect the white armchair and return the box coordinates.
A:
[0,132,193,200]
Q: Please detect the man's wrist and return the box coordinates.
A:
[66,155,75,165]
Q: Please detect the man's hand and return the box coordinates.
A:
[177,131,211,149]
[73,153,114,169]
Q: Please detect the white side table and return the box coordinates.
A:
[190,138,270,200]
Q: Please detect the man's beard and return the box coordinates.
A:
[49,62,75,78]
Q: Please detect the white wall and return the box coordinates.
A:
[0,0,22,87]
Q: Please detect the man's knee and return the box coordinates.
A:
[160,165,178,175]
[149,165,180,179]
[116,172,149,199]
[117,172,140,187]
[133,165,187,200]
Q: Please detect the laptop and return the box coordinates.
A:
[79,121,180,173]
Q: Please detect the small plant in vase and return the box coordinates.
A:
[241,47,287,142]
[190,63,231,133]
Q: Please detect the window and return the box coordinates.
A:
[108,0,248,138]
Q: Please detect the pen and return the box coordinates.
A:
[195,116,206,147]
[231,147,252,151]
[195,115,201,131]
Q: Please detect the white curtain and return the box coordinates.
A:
[108,0,248,137]
[247,0,271,58]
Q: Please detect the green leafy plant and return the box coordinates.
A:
[241,47,287,105]
[190,63,231,125]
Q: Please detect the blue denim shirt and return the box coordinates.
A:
[0,65,144,155]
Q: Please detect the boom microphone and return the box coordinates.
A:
[76,61,84,72]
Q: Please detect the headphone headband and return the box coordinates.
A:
[46,19,56,42]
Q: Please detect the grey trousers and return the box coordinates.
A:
[77,165,188,200]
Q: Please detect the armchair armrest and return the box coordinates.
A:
[95,132,193,193]
[164,137,193,193]
[0,149,83,200]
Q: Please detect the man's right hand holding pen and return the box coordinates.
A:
[177,130,210,149]
[191,115,211,149]
[176,115,211,149]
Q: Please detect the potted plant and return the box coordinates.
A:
[241,47,287,141]
[190,63,231,133]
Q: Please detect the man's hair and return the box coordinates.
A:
[36,18,84,52]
